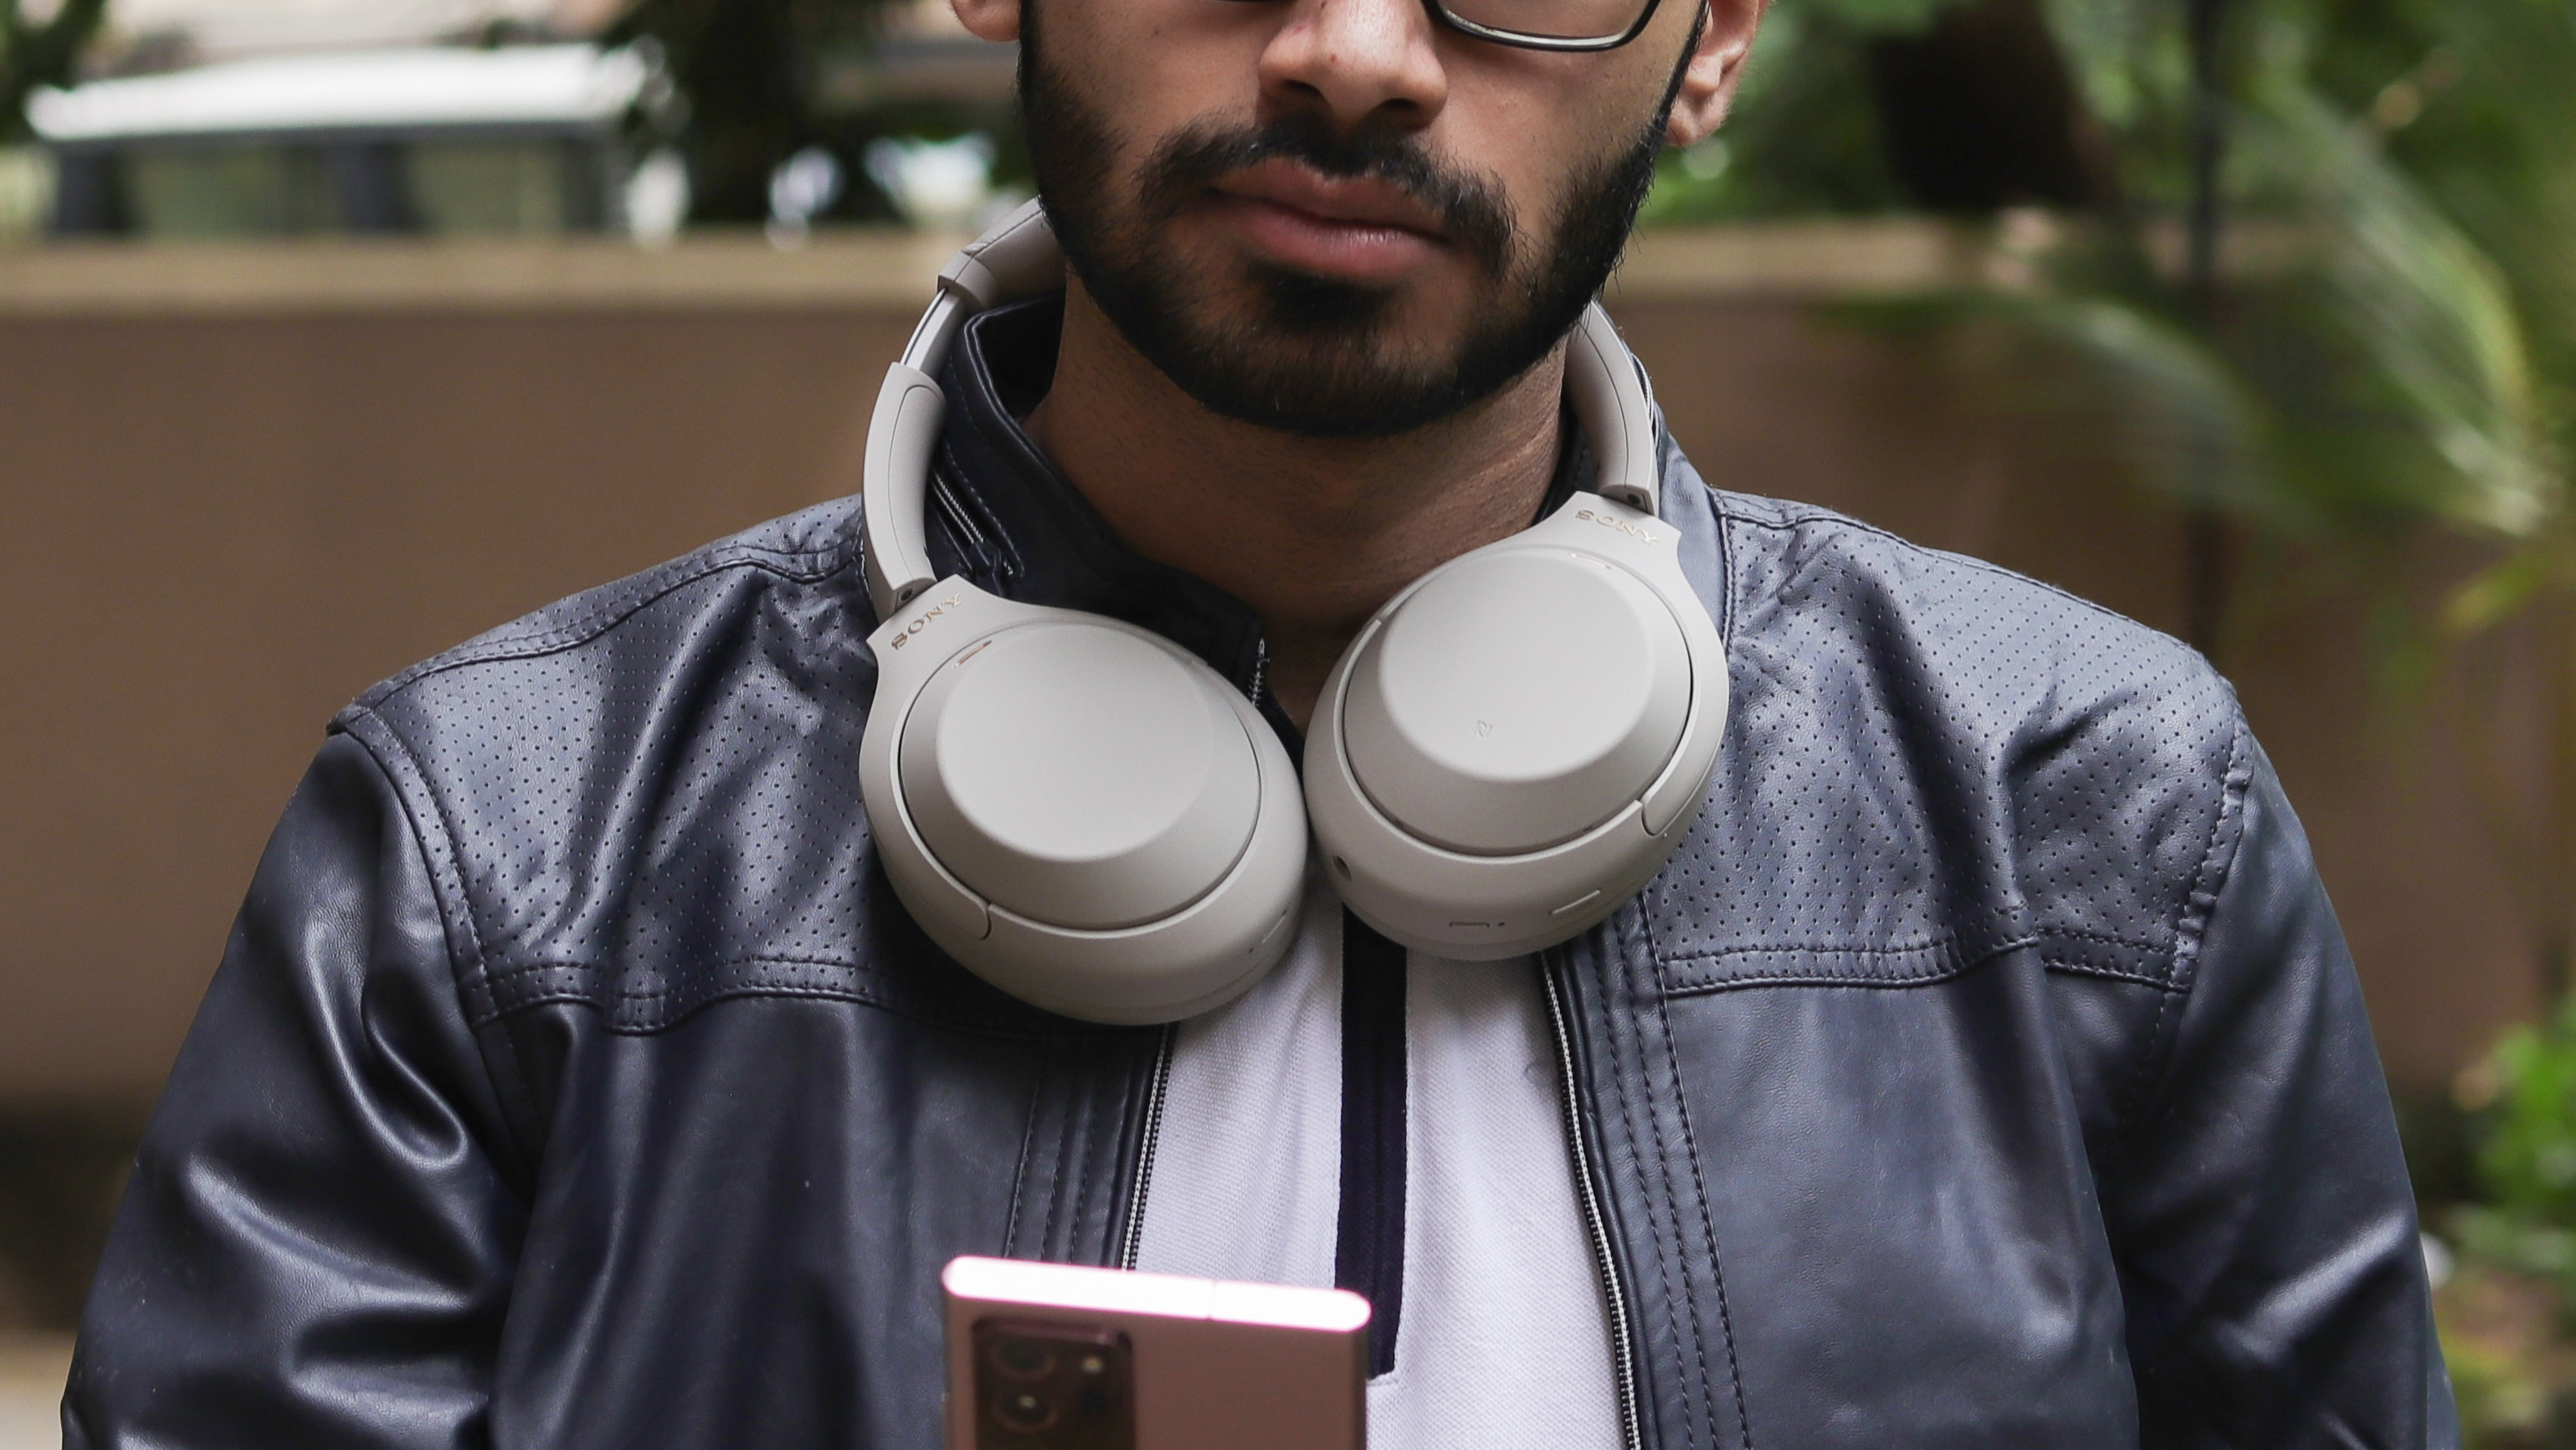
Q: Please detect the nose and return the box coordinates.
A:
[1257,0,1450,133]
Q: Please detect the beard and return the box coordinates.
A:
[1018,8,1686,439]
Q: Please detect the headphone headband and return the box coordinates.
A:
[862,199,1660,619]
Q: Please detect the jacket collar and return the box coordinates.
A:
[922,295,1596,703]
[928,297,1275,698]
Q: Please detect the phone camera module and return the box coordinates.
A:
[992,1339,1055,1381]
[972,1319,1135,1449]
[993,1389,1056,1432]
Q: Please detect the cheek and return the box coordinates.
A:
[1049,0,1276,164]
[1439,52,1665,227]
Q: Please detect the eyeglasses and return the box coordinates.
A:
[1215,0,1670,52]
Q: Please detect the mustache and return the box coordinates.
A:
[1134,114,1519,279]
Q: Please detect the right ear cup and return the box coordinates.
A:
[1303,495,1727,959]
[862,584,1307,1024]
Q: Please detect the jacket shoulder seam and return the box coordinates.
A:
[2104,704,2256,1166]
[1706,490,2189,642]
[354,539,855,710]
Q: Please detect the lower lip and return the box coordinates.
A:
[1210,194,1446,284]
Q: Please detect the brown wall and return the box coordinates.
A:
[0,281,2532,1103]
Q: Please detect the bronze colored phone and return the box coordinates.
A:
[942,1256,1370,1450]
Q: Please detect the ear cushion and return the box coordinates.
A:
[1305,495,1727,959]
[862,584,1306,1024]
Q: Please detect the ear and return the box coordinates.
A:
[952,0,1023,44]
[1665,0,1768,147]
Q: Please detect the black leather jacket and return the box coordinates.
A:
[67,301,2456,1449]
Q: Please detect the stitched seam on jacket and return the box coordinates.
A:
[1042,1052,1081,1257]
[474,959,1049,1040]
[357,543,854,707]
[1076,1045,1116,1263]
[332,710,541,1180]
[1665,934,1963,960]
[1708,469,1738,647]
[481,975,1044,1039]
[2038,959,2188,992]
[1662,946,1977,994]
[471,949,886,990]
[1711,498,2173,641]
[1662,952,2181,998]
[2104,707,2255,1172]
[2042,923,2180,950]
[999,1035,1053,1259]
[1599,918,1698,1450]
[1624,909,1713,1450]
[2165,709,2254,998]
[1638,907,1756,1450]
[1060,1047,1097,1259]
[1658,912,2160,981]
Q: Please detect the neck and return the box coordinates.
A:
[1025,278,1568,731]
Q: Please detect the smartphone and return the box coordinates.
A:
[942,1255,1371,1450]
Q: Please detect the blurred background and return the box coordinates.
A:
[2,0,2573,1442]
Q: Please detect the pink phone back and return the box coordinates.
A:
[943,1256,1370,1450]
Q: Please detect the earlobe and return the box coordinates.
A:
[1664,0,1764,147]
[952,0,1023,44]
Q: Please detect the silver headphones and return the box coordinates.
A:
[860,201,1727,1025]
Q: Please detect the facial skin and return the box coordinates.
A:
[1021,3,1681,439]
[952,0,1764,725]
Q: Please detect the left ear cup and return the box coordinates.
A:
[862,584,1307,1023]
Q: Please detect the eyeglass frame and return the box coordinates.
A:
[1215,0,1675,53]
[1427,0,1670,51]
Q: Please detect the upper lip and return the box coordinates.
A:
[1211,161,1449,239]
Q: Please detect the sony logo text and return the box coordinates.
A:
[1576,508,1659,543]
[889,594,965,650]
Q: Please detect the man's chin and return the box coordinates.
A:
[1066,234,1538,439]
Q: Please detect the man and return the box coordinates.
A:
[66,0,2455,1439]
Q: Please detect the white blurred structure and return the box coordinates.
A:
[863,132,999,233]
[97,0,626,62]
[29,44,666,239]
[33,44,649,140]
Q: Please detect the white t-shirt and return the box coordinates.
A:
[1131,879,1624,1450]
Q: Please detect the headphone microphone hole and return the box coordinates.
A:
[1332,856,1352,881]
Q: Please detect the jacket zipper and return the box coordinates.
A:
[1544,957,1645,1450]
[1117,1026,1177,1270]
[931,474,987,549]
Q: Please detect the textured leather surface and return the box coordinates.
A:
[67,299,2450,1448]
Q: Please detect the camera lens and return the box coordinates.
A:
[993,1390,1055,1432]
[992,1339,1055,1380]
